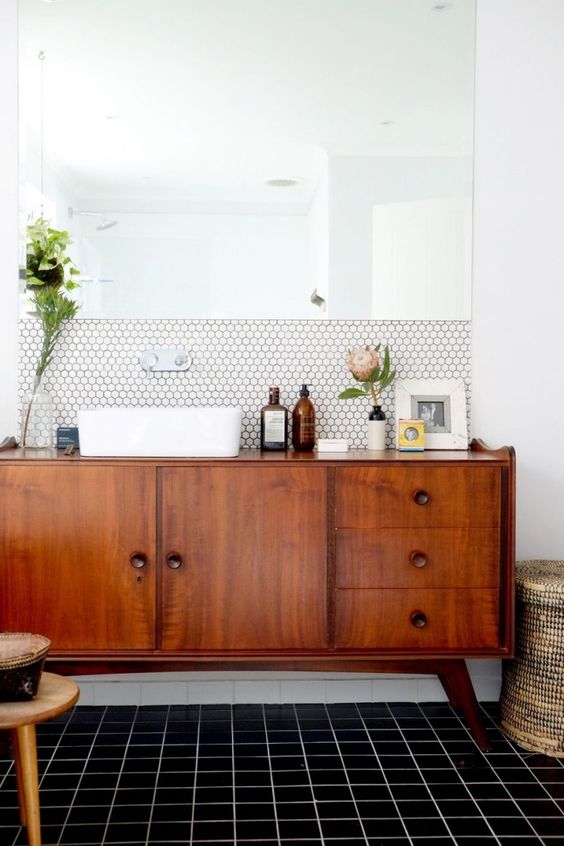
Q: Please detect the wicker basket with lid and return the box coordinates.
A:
[500,560,564,756]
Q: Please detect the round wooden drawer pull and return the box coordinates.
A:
[166,553,183,570]
[410,551,428,568]
[413,489,430,506]
[129,552,147,569]
[410,611,428,628]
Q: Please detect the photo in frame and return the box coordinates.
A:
[395,379,468,449]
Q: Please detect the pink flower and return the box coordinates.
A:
[345,345,380,381]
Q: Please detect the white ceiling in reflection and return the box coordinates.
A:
[19,0,475,212]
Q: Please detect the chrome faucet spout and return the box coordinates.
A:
[140,351,159,378]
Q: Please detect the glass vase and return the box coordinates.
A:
[21,382,54,448]
[367,405,386,450]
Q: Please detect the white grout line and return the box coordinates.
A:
[142,706,170,846]
[188,705,202,846]
[261,705,282,846]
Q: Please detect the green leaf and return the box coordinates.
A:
[338,387,369,399]
[38,258,55,271]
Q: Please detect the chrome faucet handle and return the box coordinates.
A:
[174,349,191,368]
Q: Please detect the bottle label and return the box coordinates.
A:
[264,410,286,443]
[301,417,315,439]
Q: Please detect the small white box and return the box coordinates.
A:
[316,438,349,453]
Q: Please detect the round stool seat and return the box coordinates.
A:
[501,560,564,757]
[0,672,79,846]
[0,673,79,729]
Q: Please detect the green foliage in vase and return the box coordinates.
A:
[21,218,80,446]
[31,286,79,388]
[26,217,80,291]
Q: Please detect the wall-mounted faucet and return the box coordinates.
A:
[140,347,192,378]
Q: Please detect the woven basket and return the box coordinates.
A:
[500,560,564,757]
[0,633,50,701]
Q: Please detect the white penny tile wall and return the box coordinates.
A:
[19,318,471,448]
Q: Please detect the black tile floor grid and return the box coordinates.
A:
[1,701,563,845]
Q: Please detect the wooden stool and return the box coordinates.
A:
[0,672,79,846]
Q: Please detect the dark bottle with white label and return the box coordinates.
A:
[292,384,316,451]
[260,386,288,451]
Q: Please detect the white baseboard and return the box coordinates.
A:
[72,661,502,706]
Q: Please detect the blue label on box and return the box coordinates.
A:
[56,426,80,449]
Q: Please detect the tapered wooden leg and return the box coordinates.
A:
[11,730,27,827]
[437,659,492,751]
[11,724,41,846]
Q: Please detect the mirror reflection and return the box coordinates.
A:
[19,0,475,320]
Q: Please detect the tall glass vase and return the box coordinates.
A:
[21,379,54,448]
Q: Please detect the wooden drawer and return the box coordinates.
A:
[336,527,500,589]
[335,466,500,528]
[335,588,500,651]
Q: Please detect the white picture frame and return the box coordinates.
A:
[395,378,468,450]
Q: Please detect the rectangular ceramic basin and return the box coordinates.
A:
[78,407,243,457]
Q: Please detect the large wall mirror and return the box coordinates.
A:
[19,0,475,320]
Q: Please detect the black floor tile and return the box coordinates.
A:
[104,821,150,842]
[195,802,235,823]
[446,815,496,836]
[363,816,409,837]
[275,801,316,819]
[191,819,235,840]
[277,817,321,838]
[528,815,564,837]
[235,817,278,838]
[147,823,190,843]
[235,801,276,821]
[150,803,192,823]
[319,817,365,837]
[315,799,358,818]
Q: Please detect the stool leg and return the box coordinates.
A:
[11,730,27,827]
[12,724,42,846]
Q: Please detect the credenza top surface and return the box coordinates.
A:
[0,444,512,466]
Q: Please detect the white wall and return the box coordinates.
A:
[472,0,564,559]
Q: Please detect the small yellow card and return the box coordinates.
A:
[398,419,425,451]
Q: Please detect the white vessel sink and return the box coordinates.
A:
[78,407,243,457]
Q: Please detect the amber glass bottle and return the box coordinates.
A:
[292,384,316,451]
[260,386,288,451]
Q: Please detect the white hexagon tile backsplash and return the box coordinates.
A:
[18,319,471,449]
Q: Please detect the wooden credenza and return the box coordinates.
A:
[0,439,515,749]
